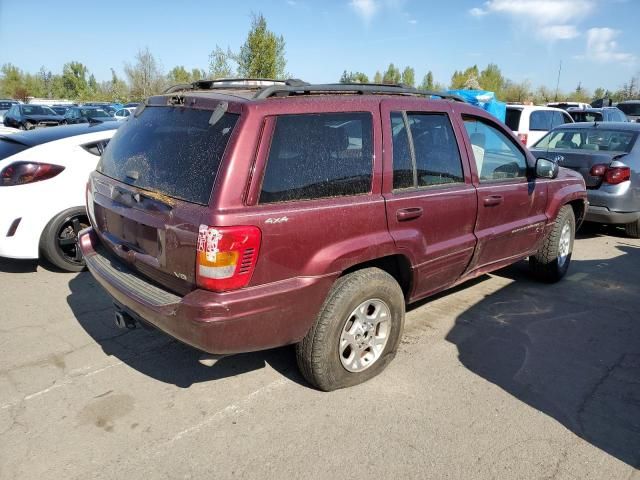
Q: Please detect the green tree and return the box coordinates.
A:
[340,70,369,83]
[167,66,192,85]
[237,13,286,79]
[569,82,590,103]
[208,46,234,79]
[61,61,89,99]
[382,63,401,84]
[419,71,434,90]
[501,80,531,103]
[450,65,479,89]
[479,63,505,94]
[124,47,165,100]
[0,63,24,98]
[401,66,415,87]
[191,68,206,81]
[373,71,382,83]
[592,87,606,101]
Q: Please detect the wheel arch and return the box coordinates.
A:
[340,254,414,300]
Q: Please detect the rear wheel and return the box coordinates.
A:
[624,219,640,238]
[24,121,35,130]
[529,205,575,283]
[40,207,89,272]
[296,268,405,391]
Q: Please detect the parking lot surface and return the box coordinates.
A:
[1,225,639,479]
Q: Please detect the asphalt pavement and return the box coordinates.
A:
[1,224,639,479]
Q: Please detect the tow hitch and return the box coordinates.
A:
[114,307,136,329]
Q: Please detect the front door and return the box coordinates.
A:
[460,114,547,271]
[381,100,478,300]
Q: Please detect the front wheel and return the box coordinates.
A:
[39,207,89,272]
[296,268,405,391]
[24,121,35,130]
[529,205,575,283]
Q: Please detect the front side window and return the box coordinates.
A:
[259,113,373,204]
[464,116,528,182]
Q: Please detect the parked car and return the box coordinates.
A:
[3,104,64,130]
[79,80,587,391]
[547,101,591,111]
[531,122,640,237]
[616,100,640,123]
[113,107,136,121]
[0,122,119,270]
[505,105,574,147]
[63,107,117,124]
[567,107,627,123]
[0,100,19,123]
[49,106,69,116]
[0,126,19,135]
[123,102,140,108]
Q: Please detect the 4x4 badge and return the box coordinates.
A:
[266,217,289,224]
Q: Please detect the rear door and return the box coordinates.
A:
[460,113,547,271]
[88,103,241,295]
[381,99,478,299]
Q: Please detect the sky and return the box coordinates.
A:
[0,0,638,93]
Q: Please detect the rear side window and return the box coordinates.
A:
[505,108,522,131]
[529,110,555,131]
[97,106,238,205]
[259,113,373,203]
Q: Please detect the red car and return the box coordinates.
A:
[79,80,587,391]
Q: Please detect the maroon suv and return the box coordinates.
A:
[79,80,587,391]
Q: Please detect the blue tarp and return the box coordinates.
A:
[447,89,506,123]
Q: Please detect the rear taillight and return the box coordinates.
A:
[589,163,631,185]
[604,166,631,185]
[196,225,261,292]
[0,162,65,186]
[517,133,528,146]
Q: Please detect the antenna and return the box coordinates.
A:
[554,60,562,102]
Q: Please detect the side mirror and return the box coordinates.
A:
[536,158,559,179]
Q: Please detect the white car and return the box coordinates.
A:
[0,123,118,271]
[505,105,574,147]
[113,107,136,121]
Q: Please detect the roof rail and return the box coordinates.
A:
[253,82,465,102]
[163,78,308,94]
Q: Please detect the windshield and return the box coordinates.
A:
[533,128,637,153]
[570,111,603,122]
[617,103,640,116]
[21,105,53,115]
[505,108,522,131]
[97,106,239,205]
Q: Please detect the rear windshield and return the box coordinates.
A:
[0,137,29,160]
[97,106,239,205]
[533,128,637,153]
[570,111,603,122]
[617,103,640,116]
[505,108,522,131]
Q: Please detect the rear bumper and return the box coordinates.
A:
[584,205,640,225]
[78,228,335,355]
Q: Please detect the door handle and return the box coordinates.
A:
[483,195,504,207]
[396,207,423,221]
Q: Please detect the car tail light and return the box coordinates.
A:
[0,162,65,186]
[517,133,528,146]
[603,166,631,185]
[589,164,607,177]
[196,225,261,292]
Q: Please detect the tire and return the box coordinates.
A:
[529,205,575,283]
[24,121,35,130]
[296,268,405,391]
[39,207,89,272]
[624,219,640,238]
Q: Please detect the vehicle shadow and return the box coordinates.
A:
[66,271,307,388]
[445,245,640,468]
[0,256,71,274]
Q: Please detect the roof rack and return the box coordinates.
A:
[163,78,465,102]
[163,78,308,94]
[253,82,465,102]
